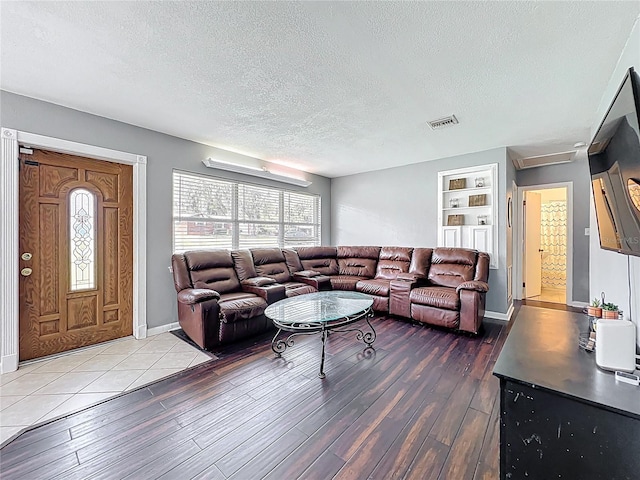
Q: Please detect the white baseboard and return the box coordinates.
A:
[485,302,514,322]
[1,353,18,374]
[147,322,180,337]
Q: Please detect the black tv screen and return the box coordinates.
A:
[588,67,640,257]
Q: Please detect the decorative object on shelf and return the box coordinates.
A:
[447,214,464,226]
[449,198,460,208]
[449,178,466,190]
[588,298,602,318]
[475,177,485,187]
[469,194,487,207]
[602,302,620,319]
[477,215,488,225]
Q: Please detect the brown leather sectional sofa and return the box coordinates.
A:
[171,246,490,350]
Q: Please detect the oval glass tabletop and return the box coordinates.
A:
[264,291,374,325]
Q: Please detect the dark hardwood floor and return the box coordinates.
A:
[0,316,508,480]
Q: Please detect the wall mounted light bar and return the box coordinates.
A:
[202,158,312,187]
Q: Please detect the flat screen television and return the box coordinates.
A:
[588,67,640,257]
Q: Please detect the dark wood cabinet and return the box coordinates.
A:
[494,307,640,479]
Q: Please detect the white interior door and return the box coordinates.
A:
[524,191,542,298]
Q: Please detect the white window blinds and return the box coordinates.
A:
[173,171,321,252]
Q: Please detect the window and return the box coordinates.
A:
[69,188,96,290]
[173,171,321,252]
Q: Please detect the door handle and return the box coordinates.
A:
[21,267,33,277]
[538,249,544,253]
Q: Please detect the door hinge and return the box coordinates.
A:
[523,282,526,288]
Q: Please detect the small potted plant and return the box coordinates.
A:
[601,302,620,319]
[587,298,602,318]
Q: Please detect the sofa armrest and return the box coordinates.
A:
[456,281,489,294]
[293,270,321,278]
[396,272,422,282]
[459,289,485,335]
[389,278,418,318]
[241,277,277,287]
[293,273,332,291]
[177,288,221,305]
[242,283,286,304]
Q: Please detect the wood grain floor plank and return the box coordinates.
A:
[367,394,445,480]
[473,392,501,480]
[297,353,412,436]
[1,318,507,480]
[296,450,345,480]
[404,436,450,480]
[0,429,71,471]
[0,432,75,479]
[120,440,201,480]
[469,360,499,414]
[1,451,79,480]
[438,408,490,480]
[429,377,480,446]
[215,412,308,477]
[228,427,308,480]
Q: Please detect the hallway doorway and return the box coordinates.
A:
[522,186,569,305]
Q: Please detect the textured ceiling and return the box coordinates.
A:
[1,2,639,177]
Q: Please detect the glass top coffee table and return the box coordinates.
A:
[265,291,376,378]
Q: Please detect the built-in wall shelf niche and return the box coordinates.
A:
[437,163,498,269]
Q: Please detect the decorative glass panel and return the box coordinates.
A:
[69,188,96,290]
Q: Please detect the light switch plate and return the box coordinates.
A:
[585,228,590,236]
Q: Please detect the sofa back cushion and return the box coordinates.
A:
[337,246,381,278]
[295,246,339,275]
[282,249,303,273]
[376,246,413,280]
[231,250,258,281]
[428,248,477,288]
[184,250,240,294]
[409,248,433,278]
[251,248,292,283]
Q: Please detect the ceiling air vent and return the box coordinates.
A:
[427,115,459,130]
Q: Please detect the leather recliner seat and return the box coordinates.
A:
[171,250,274,349]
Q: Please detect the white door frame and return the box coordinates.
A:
[1,128,147,373]
[514,181,574,305]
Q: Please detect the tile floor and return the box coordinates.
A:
[529,286,566,304]
[0,332,214,445]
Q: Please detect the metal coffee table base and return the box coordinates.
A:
[271,308,375,378]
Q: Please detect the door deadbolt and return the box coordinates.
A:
[21,252,32,261]
[21,268,33,277]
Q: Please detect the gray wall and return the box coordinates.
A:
[331,147,510,315]
[1,91,332,329]
[588,15,640,345]
[515,156,590,303]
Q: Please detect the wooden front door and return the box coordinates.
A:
[19,149,134,360]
